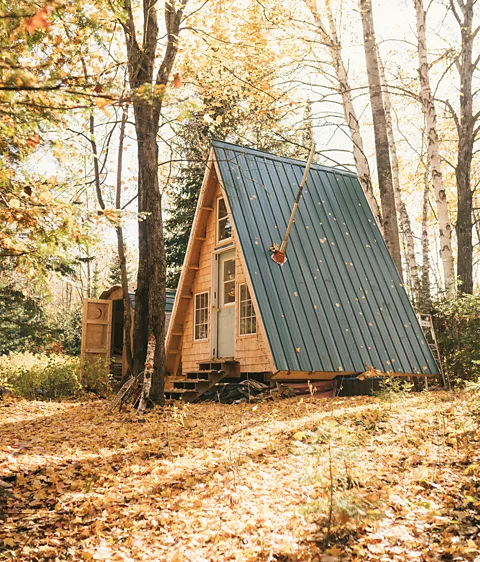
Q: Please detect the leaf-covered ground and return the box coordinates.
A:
[1,390,480,561]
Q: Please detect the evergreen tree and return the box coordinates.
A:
[0,280,52,355]
[108,253,123,286]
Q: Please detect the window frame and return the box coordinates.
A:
[238,283,257,337]
[193,291,209,341]
[216,196,232,245]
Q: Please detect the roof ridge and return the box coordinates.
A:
[211,139,358,178]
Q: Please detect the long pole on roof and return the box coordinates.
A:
[270,143,316,266]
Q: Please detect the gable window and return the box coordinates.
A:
[194,292,209,341]
[217,197,232,243]
[239,284,256,335]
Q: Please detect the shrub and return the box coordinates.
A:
[292,419,381,542]
[0,352,80,399]
[0,352,112,399]
[432,293,480,383]
[373,375,414,401]
[80,357,113,396]
[0,283,53,355]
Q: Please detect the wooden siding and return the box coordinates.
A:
[181,182,271,373]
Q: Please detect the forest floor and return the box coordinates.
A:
[1,389,480,561]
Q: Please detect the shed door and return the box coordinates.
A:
[217,250,236,358]
[81,299,113,372]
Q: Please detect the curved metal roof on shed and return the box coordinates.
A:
[212,140,439,376]
[129,289,176,313]
[99,285,176,314]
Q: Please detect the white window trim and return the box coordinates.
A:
[238,283,257,337]
[216,196,232,245]
[193,291,209,342]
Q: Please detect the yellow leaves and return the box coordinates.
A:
[36,545,58,558]
[325,545,343,558]
[465,463,480,476]
[292,431,306,441]
[102,208,120,225]
[25,6,53,34]
[8,198,20,209]
[2,393,480,560]
[154,84,166,97]
[92,541,113,560]
[93,97,110,114]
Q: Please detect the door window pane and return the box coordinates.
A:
[222,258,235,305]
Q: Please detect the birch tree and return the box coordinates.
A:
[414,0,456,290]
[420,171,432,309]
[304,0,383,228]
[359,0,403,276]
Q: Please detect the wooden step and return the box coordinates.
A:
[165,370,228,403]
[166,361,240,403]
[185,371,222,382]
[182,369,222,375]
[173,380,210,390]
[198,362,223,371]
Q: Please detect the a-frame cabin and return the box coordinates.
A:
[165,141,439,400]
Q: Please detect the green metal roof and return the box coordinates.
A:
[212,140,439,375]
[129,289,176,314]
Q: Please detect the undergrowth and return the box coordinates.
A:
[0,352,111,399]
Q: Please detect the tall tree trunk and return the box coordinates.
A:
[420,171,432,311]
[414,0,456,290]
[450,0,476,294]
[115,105,134,383]
[377,47,420,299]
[122,0,187,404]
[133,120,167,401]
[359,0,403,276]
[304,0,383,229]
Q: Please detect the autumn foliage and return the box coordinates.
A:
[2,391,480,560]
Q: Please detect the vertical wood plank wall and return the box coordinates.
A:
[181,182,271,373]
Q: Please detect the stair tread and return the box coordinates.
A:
[175,378,211,384]
[167,367,230,402]
[184,369,223,375]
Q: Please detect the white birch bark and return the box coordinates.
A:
[414,0,455,289]
[137,336,156,413]
[420,171,432,309]
[304,0,383,230]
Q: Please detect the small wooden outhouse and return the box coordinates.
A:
[81,285,176,379]
[164,141,440,400]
